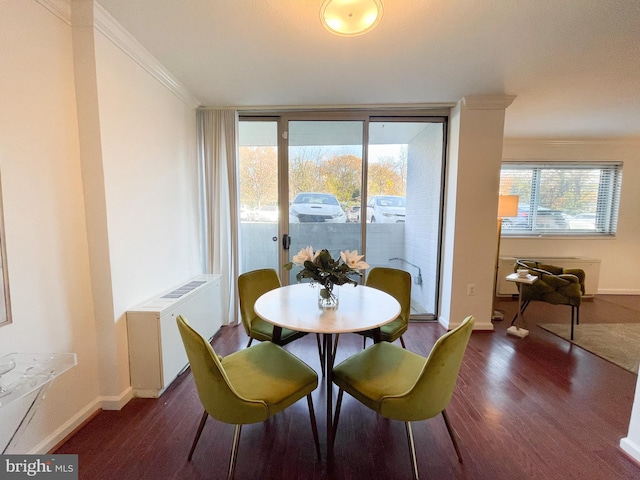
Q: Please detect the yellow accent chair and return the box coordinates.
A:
[513,259,585,340]
[332,315,474,480]
[177,315,320,479]
[238,268,324,371]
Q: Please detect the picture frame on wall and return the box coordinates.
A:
[0,172,11,328]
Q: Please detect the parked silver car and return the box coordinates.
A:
[502,204,569,230]
[289,192,347,223]
[366,195,406,223]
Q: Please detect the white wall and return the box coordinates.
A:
[501,139,640,294]
[95,32,201,306]
[405,123,444,314]
[0,0,99,452]
[91,18,201,403]
[0,0,201,453]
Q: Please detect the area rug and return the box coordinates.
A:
[538,323,640,375]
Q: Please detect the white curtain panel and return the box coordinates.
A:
[197,109,239,325]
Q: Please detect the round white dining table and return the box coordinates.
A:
[254,283,401,462]
[254,283,400,335]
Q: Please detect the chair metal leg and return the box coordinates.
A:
[332,389,345,448]
[570,306,579,340]
[246,337,253,348]
[187,410,209,461]
[227,424,242,480]
[307,394,322,461]
[331,334,340,370]
[316,333,325,377]
[441,409,463,463]
[404,421,419,480]
[400,336,406,349]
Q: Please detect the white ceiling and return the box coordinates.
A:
[97,0,640,139]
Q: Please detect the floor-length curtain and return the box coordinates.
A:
[197,109,239,325]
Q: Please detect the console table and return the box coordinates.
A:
[0,352,76,454]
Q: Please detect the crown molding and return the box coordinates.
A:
[37,0,200,108]
[92,2,201,109]
[462,95,517,110]
[36,0,71,24]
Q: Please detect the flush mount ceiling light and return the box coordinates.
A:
[320,0,383,37]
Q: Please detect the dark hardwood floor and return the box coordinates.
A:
[56,295,640,479]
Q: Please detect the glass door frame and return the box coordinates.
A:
[277,111,370,282]
[240,108,449,320]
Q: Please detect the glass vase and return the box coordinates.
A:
[318,286,339,310]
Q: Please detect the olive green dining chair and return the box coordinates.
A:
[238,268,324,372]
[177,315,321,479]
[331,267,412,366]
[360,266,412,348]
[332,315,475,480]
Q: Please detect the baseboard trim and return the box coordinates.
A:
[100,386,134,411]
[31,387,134,454]
[437,317,494,331]
[31,400,102,454]
[620,437,640,464]
[471,320,495,331]
[598,289,640,295]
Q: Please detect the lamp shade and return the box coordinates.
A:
[320,0,383,37]
[497,195,519,218]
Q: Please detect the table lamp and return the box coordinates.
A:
[492,195,519,320]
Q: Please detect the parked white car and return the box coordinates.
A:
[366,195,406,223]
[289,192,346,223]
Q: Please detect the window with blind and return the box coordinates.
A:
[499,162,622,236]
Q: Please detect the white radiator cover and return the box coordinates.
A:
[497,256,600,297]
[127,274,223,398]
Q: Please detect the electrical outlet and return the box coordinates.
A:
[467,284,476,296]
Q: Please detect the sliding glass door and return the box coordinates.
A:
[366,120,445,318]
[238,119,280,272]
[286,120,364,284]
[238,113,446,320]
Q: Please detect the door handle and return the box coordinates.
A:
[282,234,291,250]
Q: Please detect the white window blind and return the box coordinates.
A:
[499,162,622,236]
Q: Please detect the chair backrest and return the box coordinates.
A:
[176,315,268,424]
[515,259,584,305]
[365,267,412,328]
[237,269,281,336]
[382,316,474,421]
